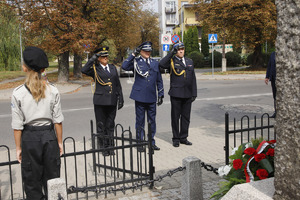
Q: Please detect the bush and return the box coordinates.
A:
[187,51,205,68]
[208,51,222,67]
[225,52,241,67]
[247,52,273,68]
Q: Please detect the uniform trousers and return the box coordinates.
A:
[94,105,117,148]
[21,124,60,200]
[170,96,192,143]
[135,101,156,145]
[271,79,277,111]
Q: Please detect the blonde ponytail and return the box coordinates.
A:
[25,67,48,102]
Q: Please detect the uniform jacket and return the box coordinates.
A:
[266,52,276,82]
[121,54,164,103]
[81,60,123,106]
[159,52,197,98]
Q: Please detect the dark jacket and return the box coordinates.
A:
[81,60,123,106]
[122,54,164,103]
[266,52,276,81]
[159,52,197,98]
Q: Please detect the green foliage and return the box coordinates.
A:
[225,52,241,67]
[187,51,205,68]
[201,26,209,57]
[208,51,222,67]
[0,4,22,71]
[183,27,200,56]
[247,52,272,68]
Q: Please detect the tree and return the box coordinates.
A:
[0,2,21,71]
[191,27,200,52]
[274,1,300,199]
[201,25,209,57]
[194,0,277,68]
[10,0,143,81]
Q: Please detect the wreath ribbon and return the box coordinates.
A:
[244,141,270,182]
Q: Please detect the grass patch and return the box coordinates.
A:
[202,67,266,75]
[0,71,25,82]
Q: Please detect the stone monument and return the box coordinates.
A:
[274,0,300,199]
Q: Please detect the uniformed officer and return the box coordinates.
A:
[11,46,64,199]
[265,52,276,118]
[122,41,164,151]
[159,41,197,147]
[81,47,123,156]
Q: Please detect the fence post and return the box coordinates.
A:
[148,122,154,189]
[47,178,67,200]
[225,112,230,165]
[181,156,203,200]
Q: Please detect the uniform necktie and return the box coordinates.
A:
[105,66,110,74]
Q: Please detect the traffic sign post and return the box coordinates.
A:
[208,34,218,77]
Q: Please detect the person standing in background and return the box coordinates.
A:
[81,47,124,156]
[121,41,164,152]
[159,41,197,147]
[265,52,276,118]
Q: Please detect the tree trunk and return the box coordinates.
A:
[251,44,264,68]
[274,0,300,199]
[73,53,82,79]
[57,51,69,83]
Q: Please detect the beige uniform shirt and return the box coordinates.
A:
[11,83,64,130]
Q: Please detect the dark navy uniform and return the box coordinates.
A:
[265,52,276,117]
[81,47,123,153]
[159,42,197,146]
[11,46,64,199]
[122,42,164,148]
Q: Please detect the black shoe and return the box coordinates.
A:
[137,146,145,152]
[173,142,179,147]
[152,145,160,151]
[270,112,276,118]
[180,140,192,145]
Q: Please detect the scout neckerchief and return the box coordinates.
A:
[170,57,186,77]
[91,64,112,94]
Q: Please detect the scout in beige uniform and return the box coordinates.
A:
[11,46,64,200]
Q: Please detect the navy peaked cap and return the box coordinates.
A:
[173,41,185,49]
[139,41,152,51]
[23,46,49,72]
[94,47,109,56]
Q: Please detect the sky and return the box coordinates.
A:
[142,0,159,12]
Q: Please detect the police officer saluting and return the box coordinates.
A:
[122,41,164,151]
[11,46,64,199]
[159,41,197,147]
[81,47,124,156]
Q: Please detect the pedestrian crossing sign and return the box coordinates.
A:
[208,34,218,43]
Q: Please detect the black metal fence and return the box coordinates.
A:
[0,121,154,200]
[224,112,275,165]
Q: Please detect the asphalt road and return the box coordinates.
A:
[0,74,274,149]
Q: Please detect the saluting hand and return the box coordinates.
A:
[90,53,100,62]
[133,46,141,57]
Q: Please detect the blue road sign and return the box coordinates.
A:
[208,34,218,43]
[171,34,180,44]
[163,44,170,51]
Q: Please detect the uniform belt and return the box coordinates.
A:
[24,123,54,131]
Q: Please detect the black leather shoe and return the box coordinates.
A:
[152,145,160,151]
[180,140,192,145]
[173,142,179,147]
[137,146,145,152]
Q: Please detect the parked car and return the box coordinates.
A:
[117,66,134,77]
